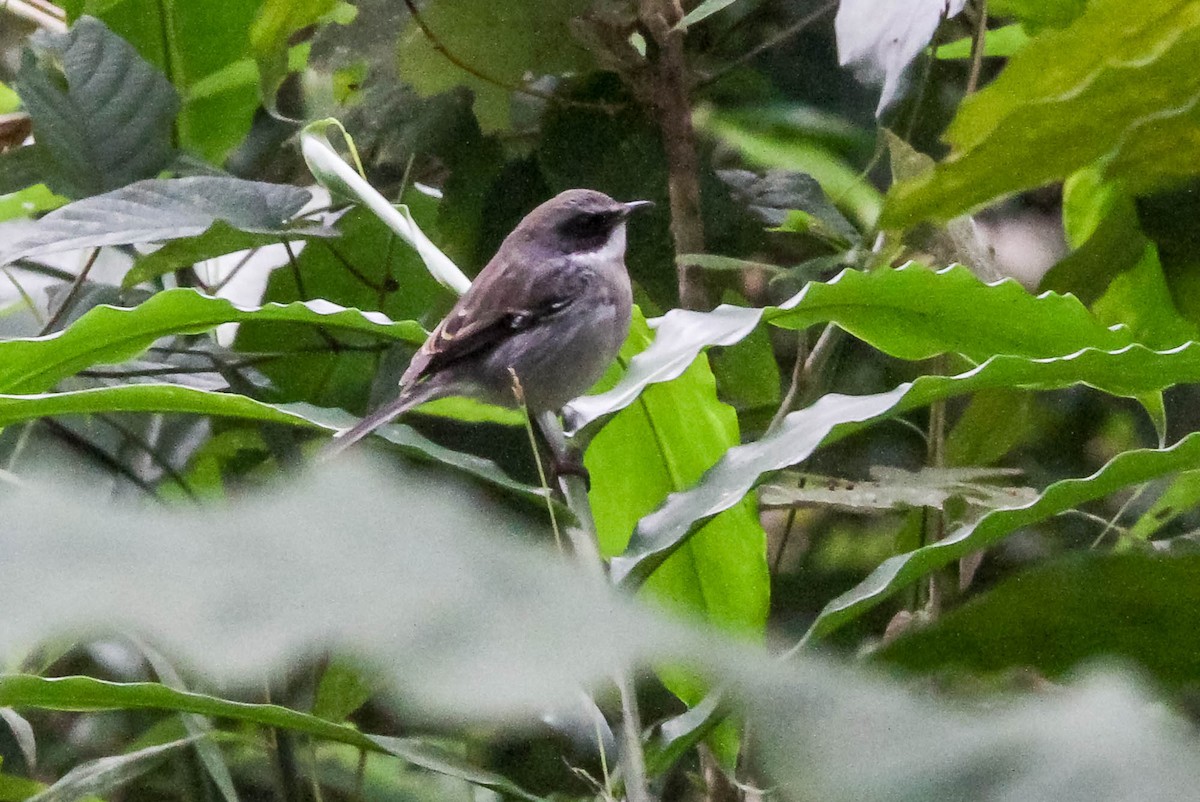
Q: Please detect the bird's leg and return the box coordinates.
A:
[550,448,591,491]
[534,410,591,491]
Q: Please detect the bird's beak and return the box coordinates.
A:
[620,200,655,217]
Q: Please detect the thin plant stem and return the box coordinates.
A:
[3,268,45,327]
[534,410,650,802]
[511,370,564,552]
[768,331,808,433]
[1090,484,1147,549]
[40,247,100,336]
[966,0,989,95]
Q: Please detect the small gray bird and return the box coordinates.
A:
[325,189,651,455]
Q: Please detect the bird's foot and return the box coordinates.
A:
[551,451,591,491]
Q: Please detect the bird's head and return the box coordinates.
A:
[516,189,653,257]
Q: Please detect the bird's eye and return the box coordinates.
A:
[559,210,617,242]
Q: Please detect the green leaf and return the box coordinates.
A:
[1127,470,1200,542]
[30,735,199,802]
[935,24,1031,59]
[990,0,1088,30]
[612,342,1200,588]
[0,184,66,222]
[235,202,448,410]
[806,432,1200,642]
[66,0,261,162]
[13,16,179,198]
[396,0,591,132]
[586,314,767,756]
[882,0,1200,226]
[567,264,1129,431]
[0,675,541,801]
[0,384,548,505]
[698,109,882,228]
[0,147,49,197]
[945,388,1033,466]
[122,221,336,289]
[249,0,336,109]
[313,659,375,721]
[0,177,320,267]
[877,553,1200,688]
[0,288,425,393]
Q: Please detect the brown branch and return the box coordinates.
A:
[39,247,100,336]
[966,0,989,95]
[633,0,714,309]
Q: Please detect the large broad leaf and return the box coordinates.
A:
[122,222,334,289]
[882,0,1200,226]
[61,0,261,162]
[611,342,1200,587]
[4,463,1200,800]
[585,315,768,758]
[0,288,425,394]
[990,0,1088,30]
[30,736,199,802]
[0,177,323,267]
[567,264,1130,431]
[697,109,882,229]
[396,0,591,132]
[737,661,1200,802]
[0,384,546,504]
[0,675,542,801]
[0,459,702,720]
[13,16,179,198]
[805,432,1200,643]
[877,553,1200,689]
[250,0,337,109]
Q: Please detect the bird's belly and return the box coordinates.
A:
[481,297,630,412]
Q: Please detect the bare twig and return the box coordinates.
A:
[534,411,650,802]
[966,0,989,95]
[633,0,712,310]
[39,247,100,336]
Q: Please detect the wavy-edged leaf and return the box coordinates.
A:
[45,740,196,801]
[30,735,200,802]
[586,314,767,761]
[0,385,546,506]
[883,0,1200,226]
[14,16,179,198]
[122,221,336,289]
[0,460,710,721]
[0,177,320,267]
[567,264,1130,431]
[0,289,424,393]
[0,675,542,802]
[876,553,1200,688]
[613,342,1200,587]
[806,433,1200,642]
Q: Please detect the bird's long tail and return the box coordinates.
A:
[320,386,429,460]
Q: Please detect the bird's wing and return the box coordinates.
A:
[402,255,587,386]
